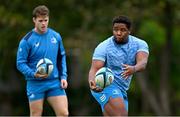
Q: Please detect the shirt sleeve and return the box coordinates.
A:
[92,42,107,62]
[16,39,35,78]
[137,40,149,54]
[57,34,68,80]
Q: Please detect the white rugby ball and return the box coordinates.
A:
[36,58,54,76]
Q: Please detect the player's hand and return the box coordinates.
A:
[34,72,48,78]
[61,79,68,89]
[121,63,136,79]
[89,80,103,92]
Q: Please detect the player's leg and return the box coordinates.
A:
[47,95,68,116]
[26,81,46,116]
[91,82,128,116]
[103,110,109,116]
[103,97,128,116]
[29,99,44,116]
[46,87,68,116]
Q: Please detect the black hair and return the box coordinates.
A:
[112,15,132,30]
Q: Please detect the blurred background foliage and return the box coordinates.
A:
[0,0,180,116]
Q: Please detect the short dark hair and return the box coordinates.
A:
[33,5,49,18]
[112,16,132,30]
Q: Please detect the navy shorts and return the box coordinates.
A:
[91,82,128,112]
[26,79,66,102]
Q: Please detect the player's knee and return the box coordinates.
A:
[56,109,69,116]
[30,109,43,116]
[118,103,128,116]
[105,97,128,116]
[120,108,128,116]
[63,110,69,116]
[62,110,69,116]
[30,106,43,116]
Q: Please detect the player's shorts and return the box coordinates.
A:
[91,82,128,112]
[26,78,66,102]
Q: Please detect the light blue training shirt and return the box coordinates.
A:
[93,35,149,91]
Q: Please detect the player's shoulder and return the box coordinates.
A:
[48,28,62,41]
[48,28,60,36]
[21,31,33,41]
[129,35,148,45]
[97,36,113,48]
[19,30,35,46]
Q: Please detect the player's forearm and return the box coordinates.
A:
[134,59,148,72]
[88,69,96,82]
[16,62,35,78]
[61,55,68,80]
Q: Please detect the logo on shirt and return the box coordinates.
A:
[19,48,22,52]
[35,42,40,47]
[100,94,106,102]
[29,93,35,99]
[51,37,57,44]
[112,89,119,95]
